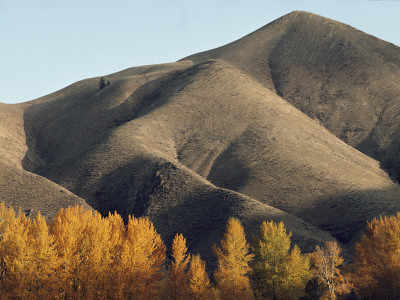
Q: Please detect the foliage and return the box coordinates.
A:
[353,213,400,299]
[168,233,191,299]
[250,220,311,299]
[188,254,212,300]
[98,77,110,90]
[117,215,166,299]
[213,217,253,300]
[311,241,350,300]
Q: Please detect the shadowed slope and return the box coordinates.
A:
[0,103,90,219]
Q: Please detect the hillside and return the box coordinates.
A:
[1,11,400,265]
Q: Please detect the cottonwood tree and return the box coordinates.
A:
[213,217,253,300]
[311,241,350,300]
[168,233,191,299]
[353,213,400,299]
[251,220,311,299]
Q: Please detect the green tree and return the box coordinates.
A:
[98,77,107,90]
[251,220,311,299]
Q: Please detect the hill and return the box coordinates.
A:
[1,11,400,266]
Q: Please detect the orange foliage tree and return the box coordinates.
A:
[311,241,350,300]
[26,211,60,299]
[188,254,212,299]
[116,216,166,299]
[213,217,253,300]
[50,205,94,298]
[353,213,400,299]
[168,233,191,299]
[0,207,33,298]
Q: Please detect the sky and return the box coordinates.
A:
[1,0,400,104]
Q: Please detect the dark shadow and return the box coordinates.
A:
[295,185,400,254]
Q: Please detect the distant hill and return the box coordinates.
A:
[1,11,400,266]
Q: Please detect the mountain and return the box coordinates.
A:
[1,11,400,266]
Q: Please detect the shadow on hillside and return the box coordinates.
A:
[295,184,400,250]
[89,158,163,220]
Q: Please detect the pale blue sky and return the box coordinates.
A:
[1,0,399,104]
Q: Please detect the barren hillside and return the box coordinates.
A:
[1,11,400,265]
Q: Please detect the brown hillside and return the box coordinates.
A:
[183,11,400,182]
[0,103,90,219]
[1,11,400,265]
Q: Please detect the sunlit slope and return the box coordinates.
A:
[22,59,400,251]
[183,11,400,182]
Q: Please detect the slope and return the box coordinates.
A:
[21,58,400,258]
[0,103,90,219]
[183,11,400,182]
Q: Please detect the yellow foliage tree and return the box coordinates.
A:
[168,233,191,299]
[104,211,126,299]
[213,217,253,300]
[251,220,311,300]
[118,216,166,299]
[50,205,93,298]
[353,213,400,299]
[77,211,118,299]
[0,202,17,290]
[26,211,60,299]
[311,241,350,300]
[188,254,212,300]
[0,207,33,298]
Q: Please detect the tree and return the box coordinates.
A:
[188,254,212,300]
[311,241,350,300]
[0,208,33,298]
[117,216,166,299]
[213,217,253,300]
[251,220,311,299]
[353,213,400,299]
[50,205,93,298]
[168,233,191,299]
[98,77,108,90]
[104,211,125,299]
[26,211,60,299]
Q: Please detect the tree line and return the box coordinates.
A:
[0,202,398,299]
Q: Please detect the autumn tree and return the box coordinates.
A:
[50,205,94,298]
[0,206,33,298]
[25,211,60,299]
[0,202,16,291]
[353,213,400,299]
[188,254,212,300]
[213,217,253,300]
[117,216,166,299]
[251,220,311,299]
[311,241,350,300]
[104,211,126,299]
[168,233,191,299]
